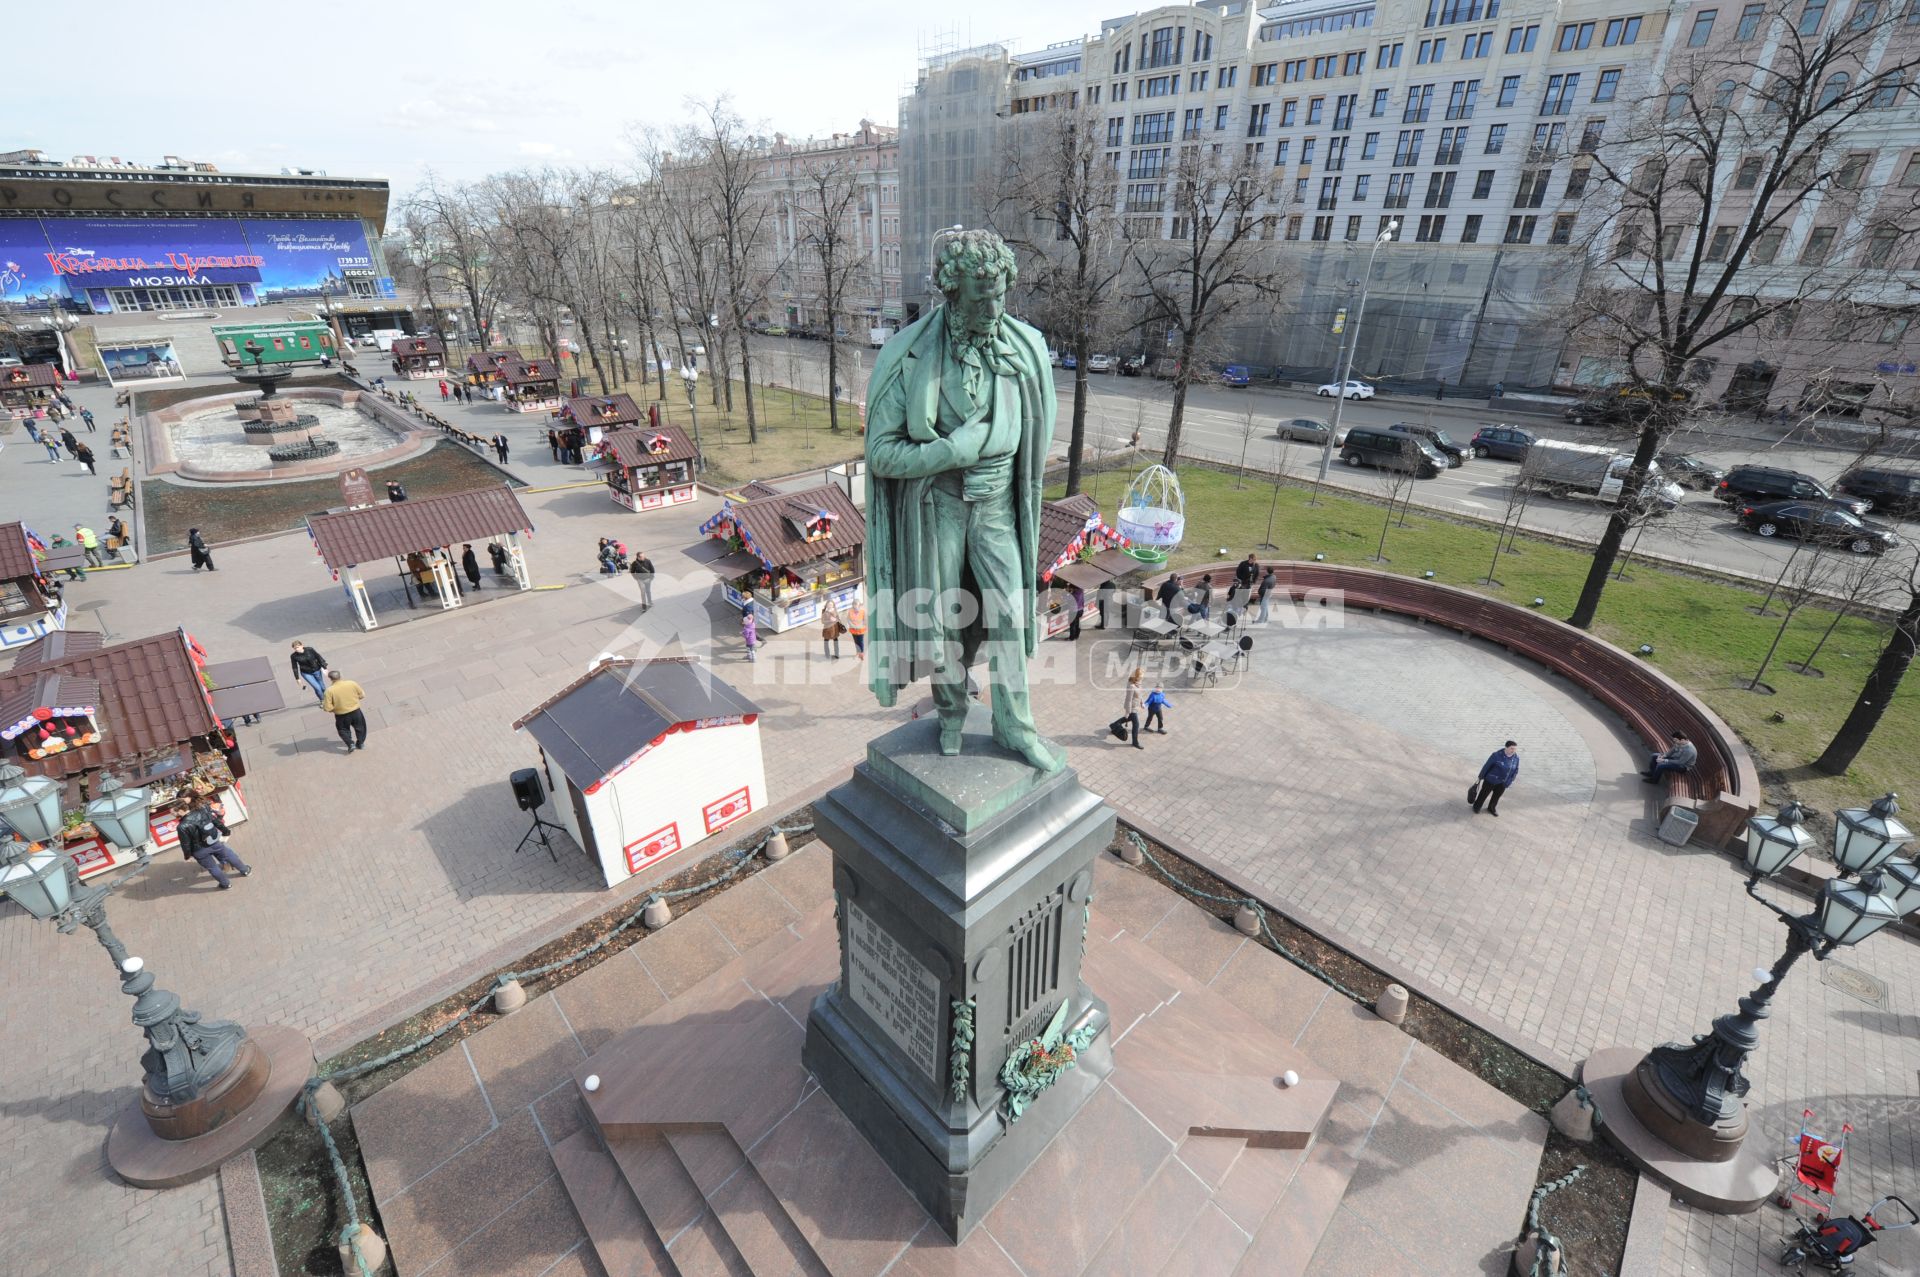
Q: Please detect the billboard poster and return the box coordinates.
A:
[0,215,377,303]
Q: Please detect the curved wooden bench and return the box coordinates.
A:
[1154,562,1762,848]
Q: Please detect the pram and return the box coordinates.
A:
[1779,1194,1917,1270]
[1776,1110,1852,1218]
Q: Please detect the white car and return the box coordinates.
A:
[1087,353,1117,373]
[1316,379,1375,399]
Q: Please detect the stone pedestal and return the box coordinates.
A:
[802,707,1113,1241]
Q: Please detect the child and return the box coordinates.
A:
[1144,685,1170,734]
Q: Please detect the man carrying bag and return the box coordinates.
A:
[1470,740,1520,817]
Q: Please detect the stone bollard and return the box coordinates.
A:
[1549,1088,1595,1142]
[765,830,790,862]
[339,1223,390,1275]
[642,897,673,929]
[1117,840,1144,866]
[1233,905,1260,936]
[1375,983,1409,1026]
[492,979,527,1014]
[304,1081,347,1127]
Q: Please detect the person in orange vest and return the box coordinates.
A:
[846,598,868,661]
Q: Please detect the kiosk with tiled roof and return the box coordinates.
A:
[1,362,60,420]
[305,485,536,629]
[499,358,562,413]
[697,483,865,633]
[0,522,80,652]
[389,334,447,380]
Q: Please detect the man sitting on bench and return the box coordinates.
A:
[1644,731,1697,784]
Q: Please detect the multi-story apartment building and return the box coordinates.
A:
[899,0,1920,409]
[753,121,904,334]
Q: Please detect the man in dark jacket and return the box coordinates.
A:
[175,796,251,889]
[1644,732,1698,784]
[290,640,328,700]
[1155,574,1182,615]
[188,528,215,571]
[629,551,656,609]
[1229,553,1259,608]
[461,543,482,590]
[1473,740,1520,816]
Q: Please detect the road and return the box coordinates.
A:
[734,333,1917,592]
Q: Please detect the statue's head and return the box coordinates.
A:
[935,230,1018,345]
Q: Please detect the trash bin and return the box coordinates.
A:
[1658,806,1700,847]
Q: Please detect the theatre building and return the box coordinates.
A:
[0,150,392,315]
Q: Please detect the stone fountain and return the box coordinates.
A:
[232,341,338,464]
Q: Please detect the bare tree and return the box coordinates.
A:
[402,172,507,354]
[679,98,776,443]
[1751,537,1852,689]
[1484,466,1540,587]
[1816,549,1920,774]
[790,152,874,433]
[1560,0,1920,629]
[1793,550,1897,674]
[1371,440,1423,563]
[1129,148,1294,467]
[989,106,1125,495]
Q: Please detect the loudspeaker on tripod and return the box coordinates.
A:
[510,768,546,811]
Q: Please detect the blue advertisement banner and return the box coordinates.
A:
[0,215,376,301]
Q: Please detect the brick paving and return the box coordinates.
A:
[1,383,1915,1273]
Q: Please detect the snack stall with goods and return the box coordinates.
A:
[697,483,865,633]
[1035,495,1136,639]
[464,349,524,391]
[0,628,254,879]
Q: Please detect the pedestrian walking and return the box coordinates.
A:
[60,427,79,457]
[80,407,96,432]
[1155,573,1182,616]
[493,433,510,464]
[48,401,64,423]
[49,536,86,580]
[488,540,511,577]
[1194,573,1214,621]
[1114,669,1145,749]
[821,596,843,659]
[1470,740,1520,816]
[1068,583,1086,640]
[548,428,562,461]
[846,598,867,660]
[41,437,61,462]
[461,543,481,590]
[73,441,96,475]
[175,795,251,889]
[1096,577,1116,629]
[320,670,369,752]
[1256,567,1277,624]
[438,379,450,401]
[630,550,655,608]
[386,480,408,502]
[1229,553,1258,607]
[1144,684,1170,734]
[1435,380,1446,401]
[74,524,102,568]
[23,420,39,443]
[104,515,130,563]
[647,402,661,429]
[740,607,759,662]
[289,640,329,701]
[188,528,215,572]
[1492,381,1505,399]
[1643,732,1697,785]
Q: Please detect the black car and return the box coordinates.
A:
[1275,416,1334,445]
[1715,464,1869,515]
[1340,427,1447,477]
[1388,422,1468,466]
[1657,453,1726,491]
[1470,425,1536,461]
[1564,397,1657,428]
[1119,354,1148,376]
[1834,466,1920,519]
[1734,500,1900,554]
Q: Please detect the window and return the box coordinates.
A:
[1485,124,1507,152]
[1514,169,1551,207]
[1113,46,1131,74]
[1665,85,1692,118]
[1317,176,1341,209]
[1275,140,1292,165]
[1148,25,1178,66]
[1379,216,1399,236]
[1736,2,1766,37]
[1347,215,1365,239]
[1286,216,1302,240]
[1799,0,1828,31]
[1183,107,1206,137]
[1379,42,1405,67]
[1565,166,1590,196]
[1603,15,1642,44]
[1705,225,1736,260]
[1107,117,1125,147]
[1865,226,1899,264]
[1404,84,1435,121]
[1418,37,1447,62]
[1462,31,1493,56]
[1297,177,1311,200]
[1818,72,1849,108]
[1394,129,1426,164]
[1497,75,1521,107]
[1113,82,1128,101]
[1354,174,1372,199]
[1689,9,1718,43]
[1249,103,1272,135]
[1473,169,1495,197]
[1541,73,1580,114]
[1504,214,1537,243]
[1333,93,1359,129]
[1734,155,1763,188]
[1505,24,1539,52]
[1189,70,1208,91]
[1220,66,1239,87]
[1532,122,1567,156]
[1133,112,1175,143]
[1216,104,1230,130]
[1836,152,1871,187]
[1437,126,1469,163]
[1594,69,1622,102]
[1361,132,1381,160]
[1308,96,1326,123]
[1872,70,1905,107]
[1416,214,1448,240]
[1447,79,1480,118]
[1255,62,1279,86]
[1346,51,1367,75]
[1903,155,1920,186]
[1384,173,1415,208]
[1328,136,1350,169]
[1425,171,1458,206]
[1462,213,1484,241]
[1752,227,1785,262]
[1800,226,1836,263]
[1549,213,1576,243]
[1557,21,1595,49]
[1303,138,1318,163]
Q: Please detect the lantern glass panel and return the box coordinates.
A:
[0,773,63,843]
[1744,814,1814,877]
[1818,881,1902,947]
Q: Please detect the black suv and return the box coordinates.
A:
[1657,453,1727,491]
[1388,422,1468,466]
[1714,464,1870,515]
[1340,427,1447,477]
[1834,466,1920,519]
[1470,425,1536,461]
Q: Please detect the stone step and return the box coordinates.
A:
[1229,1109,1367,1277]
[605,1128,755,1275]
[661,1128,832,1277]
[549,1128,674,1277]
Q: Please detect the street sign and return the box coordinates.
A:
[1332,308,1348,334]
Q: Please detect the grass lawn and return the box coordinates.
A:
[1058,465,1917,814]
[666,380,863,486]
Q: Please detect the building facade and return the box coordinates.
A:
[0,151,393,316]
[753,122,904,332]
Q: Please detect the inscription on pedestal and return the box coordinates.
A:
[846,901,942,1080]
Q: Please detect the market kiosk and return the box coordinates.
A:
[500,358,562,413]
[595,418,699,512]
[464,349,523,391]
[698,483,865,633]
[1036,495,1136,638]
[1,363,60,420]
[0,628,253,880]
[306,485,536,629]
[0,522,79,653]
[390,336,448,380]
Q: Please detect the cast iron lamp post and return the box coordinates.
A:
[681,364,705,472]
[1314,219,1398,488]
[1578,794,1915,1212]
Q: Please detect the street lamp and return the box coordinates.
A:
[44,298,78,379]
[1577,795,1917,1211]
[1315,220,1398,488]
[680,364,705,472]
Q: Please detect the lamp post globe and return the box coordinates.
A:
[0,761,64,843]
[1832,793,1910,875]
[1815,878,1902,947]
[84,775,155,853]
[0,834,75,920]
[1742,801,1815,878]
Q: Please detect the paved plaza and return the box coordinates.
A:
[1,375,1917,1275]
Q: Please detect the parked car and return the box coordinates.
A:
[1656,453,1726,491]
[1061,353,1078,370]
[1388,422,1468,467]
[1834,465,1920,519]
[1119,354,1147,376]
[1563,396,1656,427]
[1275,417,1334,445]
[1220,364,1252,387]
[1339,427,1446,477]
[1734,500,1900,554]
[1714,464,1870,515]
[1087,353,1117,373]
[1470,425,1537,461]
[1317,379,1375,399]
[1047,348,1062,366]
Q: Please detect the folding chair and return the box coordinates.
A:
[1228,634,1254,673]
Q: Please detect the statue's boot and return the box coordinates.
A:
[997,728,1063,774]
[937,711,965,756]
